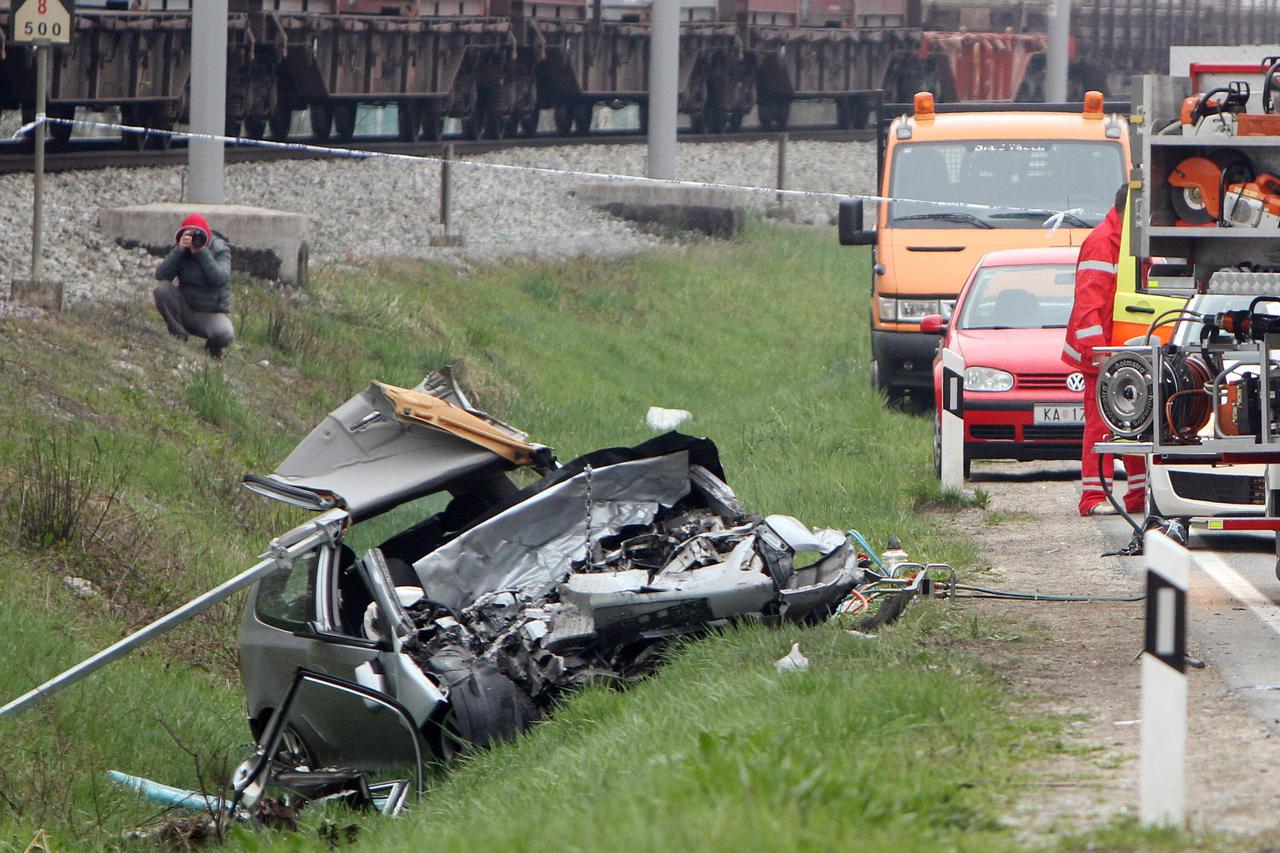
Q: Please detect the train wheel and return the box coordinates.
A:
[462,109,482,140]
[243,114,268,140]
[572,103,592,136]
[121,105,147,151]
[146,105,175,150]
[519,108,539,137]
[309,104,333,141]
[483,107,506,140]
[333,104,357,142]
[269,101,294,141]
[420,110,444,141]
[705,78,728,134]
[47,105,74,143]
[553,104,573,136]
[397,101,420,142]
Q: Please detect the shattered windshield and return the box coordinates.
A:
[889,140,1124,227]
[957,264,1076,330]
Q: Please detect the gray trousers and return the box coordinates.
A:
[153,283,234,356]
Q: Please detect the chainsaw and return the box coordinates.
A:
[1167,156,1280,227]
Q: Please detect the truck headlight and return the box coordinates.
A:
[879,297,942,323]
[964,366,1014,392]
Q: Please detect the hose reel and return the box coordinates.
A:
[1096,351,1213,441]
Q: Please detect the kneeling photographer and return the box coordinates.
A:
[152,213,234,360]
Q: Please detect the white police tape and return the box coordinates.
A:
[11,114,1103,228]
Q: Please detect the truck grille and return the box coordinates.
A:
[1017,373,1072,390]
[1167,471,1266,505]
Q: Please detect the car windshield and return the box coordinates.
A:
[956,263,1077,330]
[889,140,1125,228]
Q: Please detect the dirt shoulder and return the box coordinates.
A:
[947,461,1280,844]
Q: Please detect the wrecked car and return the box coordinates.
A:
[233,369,862,799]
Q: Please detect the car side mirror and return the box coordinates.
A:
[920,314,947,334]
[838,199,875,246]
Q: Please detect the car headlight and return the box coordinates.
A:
[963,366,1014,392]
[878,297,942,323]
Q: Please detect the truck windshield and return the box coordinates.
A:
[889,141,1124,228]
[957,264,1077,330]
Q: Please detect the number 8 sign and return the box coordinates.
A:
[13,0,73,46]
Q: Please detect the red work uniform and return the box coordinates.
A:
[1062,207,1146,516]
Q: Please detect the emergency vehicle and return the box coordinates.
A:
[838,92,1184,404]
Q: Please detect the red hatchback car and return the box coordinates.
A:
[925,247,1084,478]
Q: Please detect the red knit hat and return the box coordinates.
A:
[176,212,212,244]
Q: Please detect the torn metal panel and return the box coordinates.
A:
[414,452,693,611]
[258,383,525,521]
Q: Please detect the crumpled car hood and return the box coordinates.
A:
[247,367,546,521]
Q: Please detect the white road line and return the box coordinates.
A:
[1191,548,1280,637]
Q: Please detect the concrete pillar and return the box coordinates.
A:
[189,0,228,204]
[647,0,678,180]
[1046,0,1070,103]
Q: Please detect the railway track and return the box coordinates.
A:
[0,126,874,175]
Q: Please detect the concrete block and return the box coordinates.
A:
[9,278,63,311]
[596,202,744,238]
[576,180,760,237]
[98,203,310,285]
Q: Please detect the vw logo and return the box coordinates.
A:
[1066,372,1086,392]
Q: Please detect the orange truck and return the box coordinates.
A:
[837,92,1175,403]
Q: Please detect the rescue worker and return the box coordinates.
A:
[1062,185,1146,516]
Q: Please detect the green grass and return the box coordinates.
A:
[0,221,1091,850]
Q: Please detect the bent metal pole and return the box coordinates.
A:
[0,519,340,719]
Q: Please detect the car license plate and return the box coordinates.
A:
[1034,404,1085,425]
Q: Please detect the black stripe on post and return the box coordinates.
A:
[1144,569,1186,673]
[942,366,964,417]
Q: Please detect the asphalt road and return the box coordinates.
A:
[1175,527,1280,730]
[973,458,1280,730]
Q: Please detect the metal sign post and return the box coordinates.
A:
[10,0,72,310]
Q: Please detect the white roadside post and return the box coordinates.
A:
[940,347,965,489]
[1140,529,1189,828]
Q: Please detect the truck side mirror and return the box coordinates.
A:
[838,199,875,246]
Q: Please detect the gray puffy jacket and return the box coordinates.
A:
[154,236,232,314]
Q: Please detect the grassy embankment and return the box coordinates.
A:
[0,221,1056,851]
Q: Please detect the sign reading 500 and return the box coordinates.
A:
[13,0,73,46]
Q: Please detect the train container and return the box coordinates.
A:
[11,0,1280,148]
[0,6,192,147]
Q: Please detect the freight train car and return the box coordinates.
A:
[3,0,1276,147]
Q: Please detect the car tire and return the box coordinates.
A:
[871,359,906,408]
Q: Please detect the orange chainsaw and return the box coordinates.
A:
[1168,156,1280,227]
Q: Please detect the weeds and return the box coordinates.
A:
[7,433,125,550]
[264,305,320,356]
[185,364,244,427]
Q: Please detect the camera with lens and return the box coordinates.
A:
[188,229,208,249]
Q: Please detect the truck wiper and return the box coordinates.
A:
[988,209,1094,229]
[893,212,994,229]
